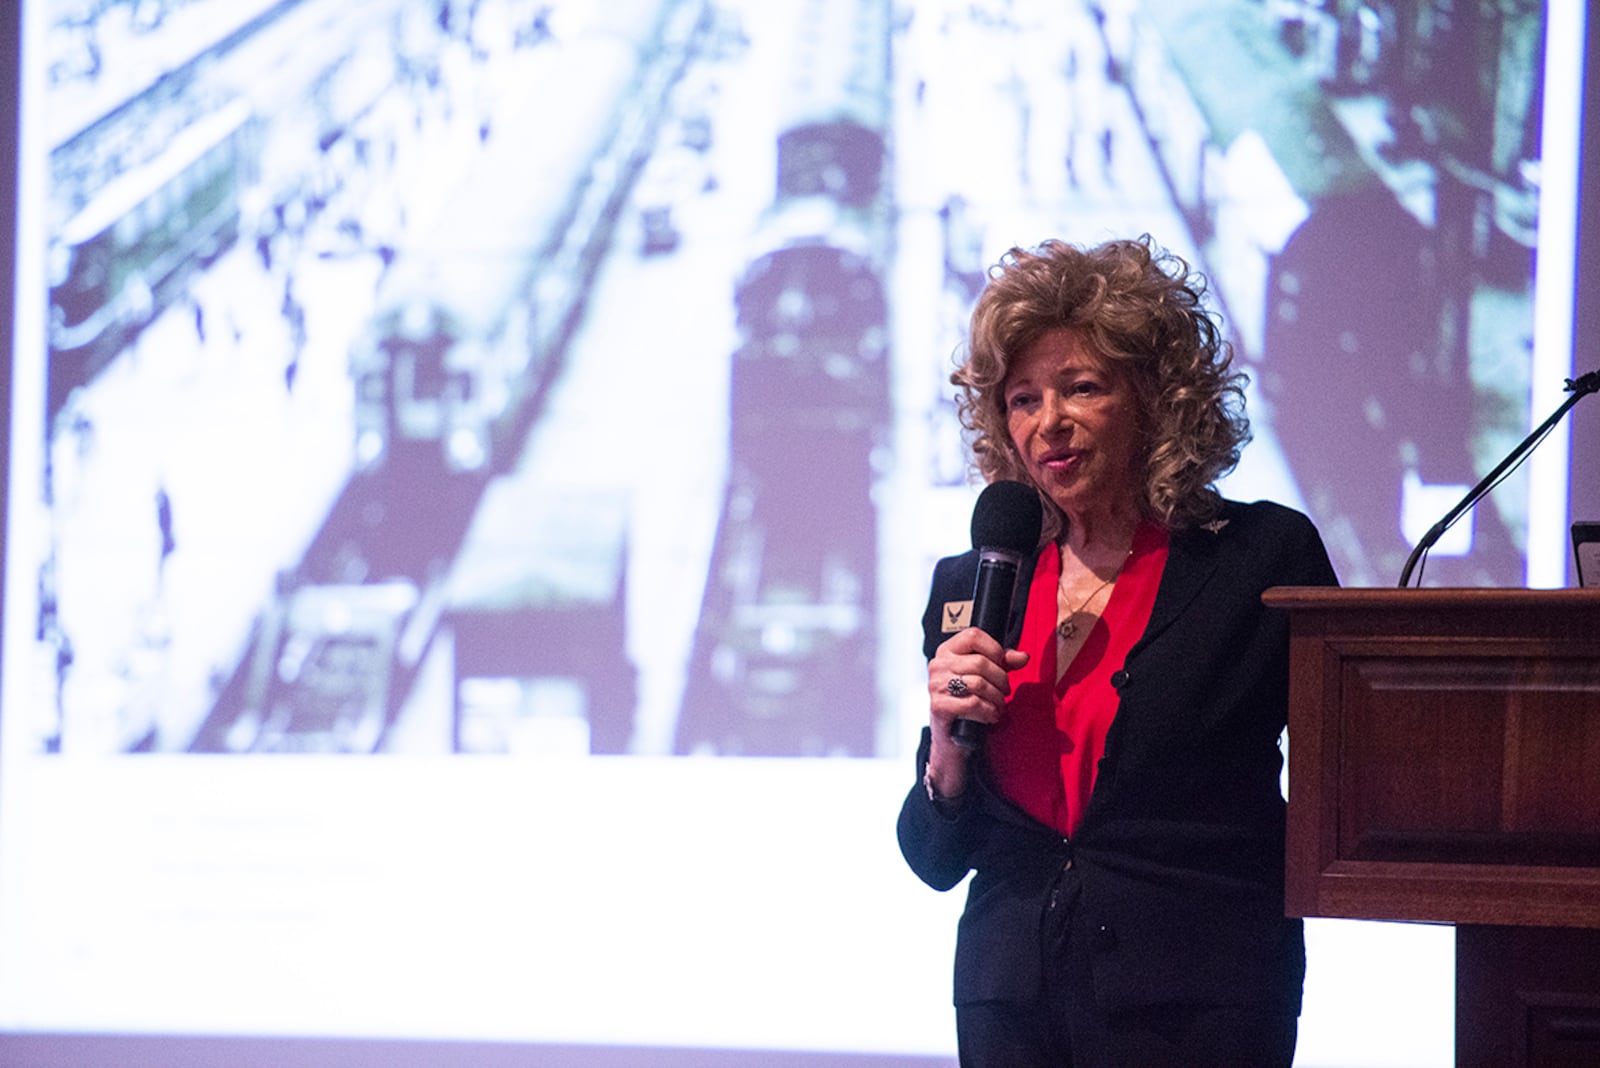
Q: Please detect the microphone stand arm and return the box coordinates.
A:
[1398,368,1600,588]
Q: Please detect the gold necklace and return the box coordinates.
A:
[1056,550,1132,640]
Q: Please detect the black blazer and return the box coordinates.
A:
[897,499,1340,1014]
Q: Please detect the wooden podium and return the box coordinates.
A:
[1262,588,1600,1067]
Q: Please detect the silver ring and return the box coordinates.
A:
[946,676,970,698]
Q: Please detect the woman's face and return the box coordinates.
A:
[1002,328,1143,518]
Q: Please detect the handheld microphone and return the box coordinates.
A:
[951,480,1043,749]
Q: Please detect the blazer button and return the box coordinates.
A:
[1110,670,1130,690]
[1092,923,1117,950]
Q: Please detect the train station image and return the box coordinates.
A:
[0,0,1590,1064]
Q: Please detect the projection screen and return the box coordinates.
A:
[2,0,1595,1065]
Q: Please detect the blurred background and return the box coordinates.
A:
[1,0,1594,1064]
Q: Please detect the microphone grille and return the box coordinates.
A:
[971,480,1044,553]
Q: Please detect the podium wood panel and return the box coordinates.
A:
[1262,587,1600,928]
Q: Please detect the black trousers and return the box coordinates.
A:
[953,865,1298,1068]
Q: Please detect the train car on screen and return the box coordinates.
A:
[676,0,893,757]
[231,579,425,754]
[46,98,257,417]
[727,0,894,429]
[731,198,890,436]
[349,0,704,476]
[443,485,635,755]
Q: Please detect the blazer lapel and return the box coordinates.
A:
[1135,517,1227,650]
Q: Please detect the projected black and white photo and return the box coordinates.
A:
[1,0,1591,1064]
[19,0,1578,763]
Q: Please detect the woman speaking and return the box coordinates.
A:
[898,236,1340,1066]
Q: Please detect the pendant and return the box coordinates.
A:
[1057,618,1076,640]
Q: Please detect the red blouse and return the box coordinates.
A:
[986,522,1169,836]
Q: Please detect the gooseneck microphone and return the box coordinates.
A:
[1397,367,1598,587]
[951,480,1044,750]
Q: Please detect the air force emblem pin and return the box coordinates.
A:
[942,600,973,633]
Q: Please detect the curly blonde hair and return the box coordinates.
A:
[954,236,1250,538]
